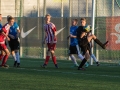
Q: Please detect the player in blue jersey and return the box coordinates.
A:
[68,19,89,67]
[7,15,20,67]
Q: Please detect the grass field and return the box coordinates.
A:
[0,58,120,90]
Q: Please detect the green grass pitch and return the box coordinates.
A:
[0,58,120,90]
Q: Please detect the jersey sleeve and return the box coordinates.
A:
[1,27,7,33]
[51,23,56,32]
[0,24,2,30]
[14,22,19,30]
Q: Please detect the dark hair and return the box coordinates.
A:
[73,19,78,23]
[7,17,14,22]
[0,14,1,15]
[81,18,86,21]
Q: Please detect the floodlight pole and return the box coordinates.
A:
[90,0,96,65]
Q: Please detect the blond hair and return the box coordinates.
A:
[80,18,86,21]
[45,14,51,18]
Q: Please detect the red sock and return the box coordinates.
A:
[52,56,57,65]
[1,55,8,66]
[44,56,50,65]
[0,54,4,61]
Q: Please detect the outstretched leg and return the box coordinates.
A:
[87,34,108,49]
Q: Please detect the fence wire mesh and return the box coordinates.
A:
[0,0,120,64]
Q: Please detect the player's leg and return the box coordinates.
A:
[15,40,20,67]
[78,50,90,70]
[15,50,20,67]
[70,54,79,67]
[42,43,51,68]
[11,50,17,67]
[0,50,5,61]
[50,43,58,68]
[91,54,100,66]
[0,46,10,67]
[69,45,79,67]
[87,34,108,49]
[8,40,17,66]
[76,45,89,67]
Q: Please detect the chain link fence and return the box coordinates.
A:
[0,0,120,64]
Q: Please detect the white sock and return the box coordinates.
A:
[91,54,98,62]
[12,54,17,61]
[76,45,84,61]
[70,55,78,65]
[78,54,84,61]
[15,52,20,63]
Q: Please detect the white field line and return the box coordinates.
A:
[10,67,120,78]
[8,59,120,66]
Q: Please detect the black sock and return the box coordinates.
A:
[78,58,87,69]
[94,38,105,49]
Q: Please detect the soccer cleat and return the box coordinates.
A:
[55,64,59,69]
[78,68,85,70]
[85,62,89,68]
[71,64,79,67]
[0,64,9,68]
[96,62,100,66]
[13,61,17,67]
[17,63,20,67]
[103,41,109,49]
[41,64,47,68]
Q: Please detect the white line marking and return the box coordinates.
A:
[10,67,120,78]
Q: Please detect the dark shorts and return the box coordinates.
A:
[78,38,90,55]
[69,45,77,54]
[78,38,89,47]
[9,39,20,51]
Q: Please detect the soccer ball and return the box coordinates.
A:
[84,25,91,32]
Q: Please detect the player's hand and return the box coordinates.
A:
[9,34,15,39]
[7,37,10,41]
[67,36,70,40]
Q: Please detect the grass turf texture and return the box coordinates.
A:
[0,58,120,90]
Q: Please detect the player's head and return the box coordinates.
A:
[80,18,86,26]
[72,19,78,26]
[7,16,14,26]
[45,14,51,23]
[7,15,12,21]
[0,14,2,21]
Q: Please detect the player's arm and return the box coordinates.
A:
[69,34,77,38]
[51,25,57,43]
[0,29,10,41]
[80,32,86,38]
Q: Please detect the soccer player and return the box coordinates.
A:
[42,14,58,68]
[68,19,89,67]
[77,18,108,70]
[0,14,6,61]
[8,15,20,67]
[0,16,14,67]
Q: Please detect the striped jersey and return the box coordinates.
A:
[44,22,57,43]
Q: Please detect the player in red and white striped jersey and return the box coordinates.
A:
[0,16,14,68]
[42,14,58,68]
